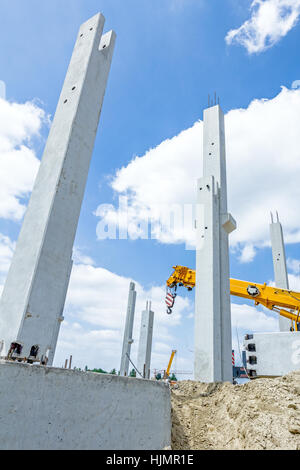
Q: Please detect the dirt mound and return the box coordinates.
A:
[171,371,300,450]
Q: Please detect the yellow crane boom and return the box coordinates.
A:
[165,349,177,378]
[166,266,300,330]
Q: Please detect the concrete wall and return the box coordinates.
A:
[0,362,171,450]
[245,332,300,377]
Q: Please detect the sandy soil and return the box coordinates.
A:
[171,371,300,450]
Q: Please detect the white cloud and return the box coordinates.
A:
[226,0,300,54]
[231,302,278,332]
[0,237,282,373]
[55,261,192,371]
[96,87,300,261]
[237,244,256,263]
[287,257,300,274]
[72,247,95,266]
[0,97,48,221]
[0,239,192,372]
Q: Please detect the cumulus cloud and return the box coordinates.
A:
[0,238,193,372]
[0,97,48,220]
[236,244,257,263]
[231,302,278,332]
[287,257,300,274]
[226,0,300,54]
[0,236,281,373]
[54,260,192,371]
[57,263,280,372]
[96,87,300,261]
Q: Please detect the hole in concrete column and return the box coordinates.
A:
[211,142,214,145]
[249,356,257,365]
[72,86,76,91]
[90,27,93,31]
[8,342,23,356]
[209,153,212,155]
[102,44,106,49]
[205,227,208,230]
[30,345,39,358]
[80,34,83,37]
[206,185,210,189]
[199,187,203,190]
[64,99,68,104]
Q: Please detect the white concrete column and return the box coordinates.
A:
[194,105,236,383]
[0,13,116,363]
[120,282,137,376]
[137,301,154,379]
[270,212,291,332]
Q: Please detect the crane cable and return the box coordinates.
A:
[125,353,143,378]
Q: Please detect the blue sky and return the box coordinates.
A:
[1,0,300,375]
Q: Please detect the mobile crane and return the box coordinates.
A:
[164,349,177,380]
[166,266,300,331]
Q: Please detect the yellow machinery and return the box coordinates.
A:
[166,266,300,331]
[164,349,177,379]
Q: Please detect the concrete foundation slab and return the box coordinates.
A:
[0,361,171,450]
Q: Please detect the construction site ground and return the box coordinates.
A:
[171,371,300,450]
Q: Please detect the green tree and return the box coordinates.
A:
[155,373,162,380]
[170,373,177,381]
[110,368,117,375]
[129,368,136,377]
[91,368,107,374]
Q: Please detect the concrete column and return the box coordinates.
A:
[120,282,137,376]
[0,13,116,362]
[270,212,291,332]
[137,301,154,379]
[194,105,236,383]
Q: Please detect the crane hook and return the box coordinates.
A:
[165,285,177,315]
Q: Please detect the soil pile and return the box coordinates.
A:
[171,371,300,450]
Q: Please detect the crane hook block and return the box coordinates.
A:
[165,291,176,314]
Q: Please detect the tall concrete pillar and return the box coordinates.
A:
[137,301,154,379]
[0,13,116,364]
[270,212,291,332]
[120,282,137,376]
[194,105,236,383]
